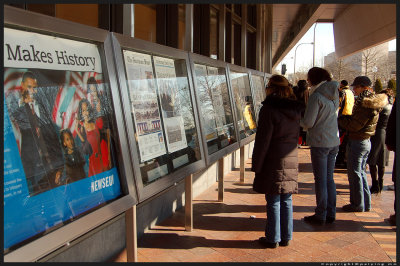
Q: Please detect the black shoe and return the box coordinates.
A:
[342,204,363,212]
[370,181,379,194]
[326,216,335,224]
[279,240,290,246]
[388,214,396,226]
[258,237,278,248]
[303,214,325,225]
[378,177,383,193]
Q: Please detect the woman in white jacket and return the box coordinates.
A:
[300,67,340,225]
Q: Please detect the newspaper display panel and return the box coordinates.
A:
[4,27,125,253]
[153,56,188,154]
[193,63,237,155]
[229,70,257,140]
[123,51,167,162]
[122,49,201,186]
[251,74,266,123]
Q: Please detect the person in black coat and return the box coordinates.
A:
[11,71,64,196]
[367,90,393,193]
[60,128,87,183]
[252,74,304,248]
[385,99,396,225]
[292,80,309,145]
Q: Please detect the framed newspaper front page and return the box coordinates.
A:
[248,69,267,124]
[227,64,257,147]
[4,6,137,262]
[110,33,205,202]
[188,53,240,166]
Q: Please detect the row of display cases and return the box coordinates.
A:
[3,6,271,261]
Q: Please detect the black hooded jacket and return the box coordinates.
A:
[252,95,305,194]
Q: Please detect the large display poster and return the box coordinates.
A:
[251,75,265,121]
[4,28,122,252]
[194,64,218,141]
[207,66,228,136]
[230,72,246,132]
[123,50,167,162]
[153,56,188,153]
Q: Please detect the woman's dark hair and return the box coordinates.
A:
[297,80,308,90]
[77,98,95,122]
[267,74,296,99]
[60,128,74,149]
[87,77,98,94]
[307,67,332,86]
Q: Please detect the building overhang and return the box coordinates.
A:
[271,3,396,69]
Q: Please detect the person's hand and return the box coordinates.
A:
[55,171,62,185]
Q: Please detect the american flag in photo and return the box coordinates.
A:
[4,68,27,153]
[52,71,103,137]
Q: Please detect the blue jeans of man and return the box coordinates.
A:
[310,146,339,220]
[346,138,371,211]
[265,193,293,243]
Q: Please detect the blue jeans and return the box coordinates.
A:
[346,139,371,211]
[265,194,293,243]
[310,146,339,220]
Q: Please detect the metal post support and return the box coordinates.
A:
[218,157,224,202]
[122,4,134,38]
[185,174,193,231]
[240,146,245,183]
[125,205,137,262]
[184,4,193,52]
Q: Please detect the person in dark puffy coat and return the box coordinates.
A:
[367,90,393,194]
[385,101,396,225]
[252,74,304,248]
[338,76,388,212]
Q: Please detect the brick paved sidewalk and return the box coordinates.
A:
[112,147,397,262]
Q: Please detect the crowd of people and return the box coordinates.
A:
[251,67,396,248]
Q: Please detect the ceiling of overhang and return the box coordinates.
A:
[271,3,350,69]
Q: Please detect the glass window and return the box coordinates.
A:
[233,4,241,17]
[122,50,201,186]
[229,70,256,139]
[178,4,186,50]
[251,75,266,123]
[4,27,124,253]
[193,64,237,155]
[134,4,157,42]
[210,7,219,60]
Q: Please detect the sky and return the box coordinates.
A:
[275,22,396,75]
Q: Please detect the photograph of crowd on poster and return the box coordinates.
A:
[251,75,265,121]
[4,27,122,252]
[207,66,228,135]
[194,64,218,141]
[153,56,187,153]
[230,72,246,132]
[123,50,167,162]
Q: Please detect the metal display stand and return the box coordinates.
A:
[226,64,257,183]
[110,34,206,259]
[185,174,193,231]
[110,33,206,204]
[188,53,241,201]
[4,6,138,262]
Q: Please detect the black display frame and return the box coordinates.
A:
[226,63,257,147]
[4,6,138,262]
[188,53,240,166]
[110,33,206,202]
